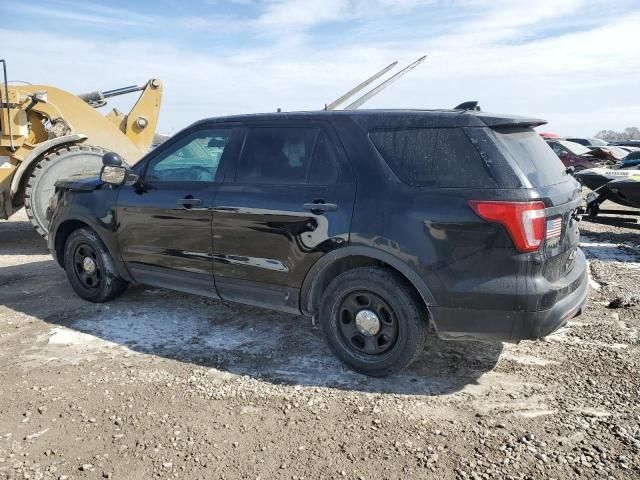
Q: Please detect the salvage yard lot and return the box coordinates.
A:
[1,209,639,480]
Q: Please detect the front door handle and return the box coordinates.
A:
[303,201,337,214]
[177,196,203,209]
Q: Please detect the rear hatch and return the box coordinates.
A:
[489,127,583,286]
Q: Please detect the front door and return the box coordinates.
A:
[117,125,239,297]
[212,123,356,312]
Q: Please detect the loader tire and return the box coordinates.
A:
[24,144,105,237]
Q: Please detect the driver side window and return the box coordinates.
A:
[145,128,232,182]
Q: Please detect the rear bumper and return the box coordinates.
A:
[430,249,589,341]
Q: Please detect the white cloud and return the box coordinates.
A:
[6,0,155,25]
[257,0,350,29]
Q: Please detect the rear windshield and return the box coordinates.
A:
[491,128,569,186]
[369,127,497,188]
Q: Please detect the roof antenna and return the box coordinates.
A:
[324,61,398,111]
[344,55,427,110]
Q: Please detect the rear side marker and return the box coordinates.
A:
[468,200,547,253]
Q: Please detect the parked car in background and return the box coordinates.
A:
[565,137,608,147]
[546,139,604,170]
[617,146,640,154]
[611,140,640,148]
[620,151,640,169]
[48,109,588,376]
[538,131,562,139]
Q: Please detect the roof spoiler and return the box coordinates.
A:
[453,101,546,128]
[479,114,547,129]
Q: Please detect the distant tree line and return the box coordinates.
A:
[595,127,640,141]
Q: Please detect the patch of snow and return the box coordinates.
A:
[42,306,287,364]
[47,327,113,347]
[500,351,558,366]
[576,407,610,418]
[588,277,601,291]
[580,237,640,268]
[0,254,53,268]
[517,409,558,418]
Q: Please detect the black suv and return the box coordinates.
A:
[48,110,588,376]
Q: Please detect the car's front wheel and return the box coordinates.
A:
[63,228,128,303]
[319,267,428,376]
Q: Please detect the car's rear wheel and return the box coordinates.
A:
[319,267,428,376]
[63,228,127,302]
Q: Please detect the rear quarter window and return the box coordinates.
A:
[491,128,569,187]
[369,127,497,188]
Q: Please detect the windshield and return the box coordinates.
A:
[557,140,592,156]
[491,128,569,186]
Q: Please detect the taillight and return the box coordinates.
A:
[468,200,546,253]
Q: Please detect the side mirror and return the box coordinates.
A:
[102,152,123,166]
[100,152,131,186]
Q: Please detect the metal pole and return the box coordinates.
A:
[325,61,398,111]
[0,59,15,151]
[101,84,145,98]
[344,55,427,110]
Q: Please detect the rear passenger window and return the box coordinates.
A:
[238,127,338,185]
[369,128,496,188]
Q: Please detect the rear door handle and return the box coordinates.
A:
[177,197,203,208]
[303,201,337,214]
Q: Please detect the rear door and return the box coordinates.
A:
[212,122,355,313]
[117,124,241,297]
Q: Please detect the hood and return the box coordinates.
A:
[54,174,104,191]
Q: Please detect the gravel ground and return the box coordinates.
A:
[0,208,639,480]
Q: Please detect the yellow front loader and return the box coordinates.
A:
[0,59,162,236]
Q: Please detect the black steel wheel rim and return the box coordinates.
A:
[72,243,102,289]
[337,290,399,356]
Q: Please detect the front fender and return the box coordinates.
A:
[48,185,132,282]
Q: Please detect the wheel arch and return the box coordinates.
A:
[300,246,436,318]
[10,134,88,202]
[52,218,94,268]
[51,217,130,283]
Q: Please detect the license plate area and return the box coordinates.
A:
[541,208,580,282]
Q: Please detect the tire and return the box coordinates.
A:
[318,267,428,377]
[24,144,105,237]
[63,228,127,303]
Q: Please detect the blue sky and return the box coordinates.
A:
[2,0,639,135]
